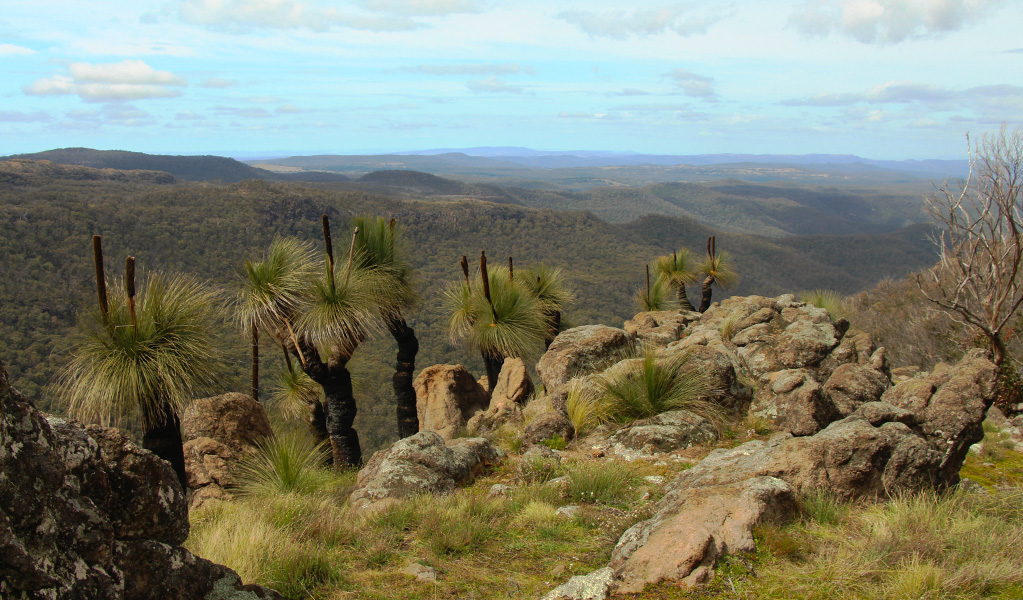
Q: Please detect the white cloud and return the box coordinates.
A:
[403,63,534,76]
[177,0,420,32]
[789,0,1001,44]
[361,0,486,16]
[276,103,303,113]
[24,60,186,102]
[0,110,51,123]
[466,76,526,94]
[667,69,717,100]
[558,3,722,39]
[0,44,36,56]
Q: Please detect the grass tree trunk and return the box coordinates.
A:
[251,324,259,403]
[387,314,419,438]
[677,287,695,312]
[296,337,362,467]
[142,400,187,489]
[482,351,503,397]
[699,276,714,313]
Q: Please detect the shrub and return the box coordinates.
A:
[540,434,568,450]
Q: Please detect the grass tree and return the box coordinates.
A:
[635,264,669,312]
[350,216,421,439]
[238,236,326,440]
[58,236,223,487]
[656,248,698,311]
[445,252,547,395]
[521,263,574,349]
[698,236,738,312]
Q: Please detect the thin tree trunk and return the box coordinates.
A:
[387,314,420,439]
[142,400,187,490]
[251,324,259,403]
[482,352,504,397]
[699,276,714,312]
[677,286,695,312]
[307,399,329,444]
[295,337,362,467]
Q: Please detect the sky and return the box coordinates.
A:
[1,0,1021,159]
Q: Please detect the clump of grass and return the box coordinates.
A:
[565,461,641,507]
[419,493,507,556]
[513,500,561,528]
[540,434,568,450]
[598,347,722,425]
[719,312,740,341]
[565,381,612,437]
[799,289,846,319]
[234,430,339,497]
[518,454,564,484]
[798,490,848,527]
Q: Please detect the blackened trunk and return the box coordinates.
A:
[307,399,329,444]
[699,276,714,312]
[482,352,504,397]
[142,401,187,490]
[677,286,695,312]
[387,314,420,439]
[544,310,561,349]
[295,336,362,467]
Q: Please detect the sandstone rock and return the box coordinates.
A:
[537,325,633,391]
[522,412,575,447]
[542,567,616,600]
[403,563,438,583]
[465,403,523,437]
[349,431,503,511]
[608,410,717,458]
[624,311,698,349]
[491,357,534,407]
[414,365,490,440]
[749,369,835,436]
[822,362,890,417]
[611,476,795,593]
[182,393,273,508]
[0,359,281,600]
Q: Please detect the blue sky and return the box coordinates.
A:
[1,0,1020,159]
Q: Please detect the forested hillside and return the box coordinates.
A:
[0,164,938,452]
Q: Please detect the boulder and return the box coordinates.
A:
[624,311,698,349]
[537,325,633,391]
[182,392,273,507]
[348,431,503,511]
[0,359,281,600]
[413,365,490,440]
[522,412,576,447]
[822,361,890,418]
[541,567,616,600]
[881,349,998,483]
[491,357,533,407]
[749,369,835,436]
[607,410,717,458]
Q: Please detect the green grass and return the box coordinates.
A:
[566,461,643,507]
[598,348,722,425]
[798,289,846,319]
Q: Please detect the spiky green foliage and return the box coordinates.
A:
[699,250,739,289]
[444,265,547,360]
[300,257,389,353]
[656,249,697,295]
[521,264,574,314]
[634,277,668,312]
[799,289,846,319]
[598,348,721,423]
[565,382,613,437]
[237,236,319,340]
[269,365,322,421]
[350,216,419,317]
[234,431,338,497]
[58,273,223,430]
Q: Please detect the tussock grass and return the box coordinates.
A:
[566,461,642,507]
[234,431,348,497]
[565,381,613,437]
[798,289,846,320]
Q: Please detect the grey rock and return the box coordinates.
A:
[537,325,633,391]
[522,412,575,447]
[414,365,490,440]
[541,567,616,600]
[608,410,718,457]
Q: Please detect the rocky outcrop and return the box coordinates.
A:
[182,392,273,507]
[348,431,503,511]
[546,348,998,597]
[537,325,633,392]
[413,365,490,440]
[749,369,833,436]
[0,359,281,600]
